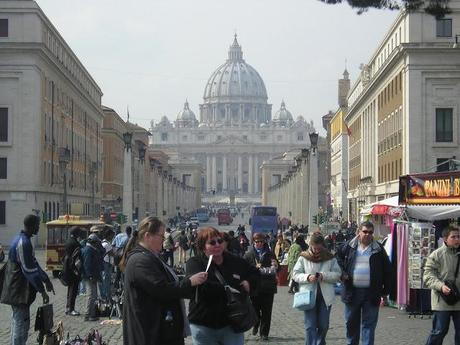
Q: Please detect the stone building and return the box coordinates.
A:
[150,36,315,201]
[0,0,103,244]
[344,5,460,221]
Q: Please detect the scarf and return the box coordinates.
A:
[300,247,334,263]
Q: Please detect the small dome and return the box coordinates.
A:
[177,100,196,121]
[272,101,293,124]
[159,116,171,126]
[296,115,305,122]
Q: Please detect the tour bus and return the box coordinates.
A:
[249,206,278,238]
[195,207,209,222]
[217,208,233,226]
[45,215,107,276]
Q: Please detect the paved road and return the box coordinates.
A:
[0,217,456,344]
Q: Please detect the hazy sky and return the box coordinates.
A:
[35,0,397,134]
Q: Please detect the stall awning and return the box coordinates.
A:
[406,204,460,221]
[371,204,390,215]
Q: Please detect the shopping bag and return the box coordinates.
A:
[35,303,54,332]
[292,290,316,311]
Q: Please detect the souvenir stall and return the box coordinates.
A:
[392,171,460,315]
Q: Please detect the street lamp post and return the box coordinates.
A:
[308,132,319,228]
[137,143,146,221]
[123,132,133,225]
[58,147,71,215]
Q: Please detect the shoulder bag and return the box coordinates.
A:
[292,260,324,311]
[214,268,258,333]
[441,254,460,305]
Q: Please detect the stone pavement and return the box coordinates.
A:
[0,244,456,344]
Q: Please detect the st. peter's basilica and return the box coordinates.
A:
[150,36,316,198]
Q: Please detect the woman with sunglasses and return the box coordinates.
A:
[292,232,341,345]
[186,227,257,345]
[244,232,278,341]
[123,217,208,345]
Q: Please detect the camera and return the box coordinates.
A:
[315,272,320,278]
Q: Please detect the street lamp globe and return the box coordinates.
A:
[123,132,133,150]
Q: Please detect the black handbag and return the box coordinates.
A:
[440,255,460,306]
[35,303,54,332]
[214,269,258,333]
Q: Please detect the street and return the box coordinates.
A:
[0,216,455,345]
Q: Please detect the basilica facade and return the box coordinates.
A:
[150,36,315,197]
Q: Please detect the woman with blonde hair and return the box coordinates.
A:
[123,217,208,345]
[292,232,341,345]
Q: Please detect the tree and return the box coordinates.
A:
[318,0,451,18]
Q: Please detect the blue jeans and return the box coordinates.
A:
[11,305,30,345]
[344,288,380,345]
[303,289,331,345]
[100,262,112,300]
[190,324,244,345]
[425,310,460,345]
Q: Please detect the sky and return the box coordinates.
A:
[35,0,398,135]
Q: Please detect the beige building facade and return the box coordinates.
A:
[345,4,460,220]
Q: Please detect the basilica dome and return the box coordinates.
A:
[203,35,268,101]
[272,101,293,125]
[177,100,196,121]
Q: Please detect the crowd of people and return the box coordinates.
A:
[1,214,460,345]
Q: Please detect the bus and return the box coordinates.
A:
[217,208,233,226]
[195,207,209,222]
[249,206,278,237]
[45,215,108,276]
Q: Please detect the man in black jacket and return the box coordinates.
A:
[336,221,392,345]
[63,226,82,316]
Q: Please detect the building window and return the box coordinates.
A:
[0,108,7,142]
[217,135,222,140]
[297,133,304,141]
[242,135,247,141]
[198,135,205,141]
[0,19,7,37]
[182,135,187,141]
[161,133,168,141]
[0,157,6,179]
[436,18,452,37]
[277,135,282,141]
[435,108,453,142]
[0,201,5,224]
[436,158,450,172]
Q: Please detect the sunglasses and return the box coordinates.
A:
[361,230,374,235]
[207,238,224,246]
[254,240,264,243]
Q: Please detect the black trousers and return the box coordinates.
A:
[66,279,80,311]
[251,292,275,337]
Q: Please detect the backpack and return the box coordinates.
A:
[113,246,125,266]
[61,247,82,286]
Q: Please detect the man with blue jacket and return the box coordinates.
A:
[1,214,54,345]
[336,221,392,345]
[81,233,104,321]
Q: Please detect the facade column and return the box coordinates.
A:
[253,155,259,194]
[212,154,217,192]
[237,155,243,193]
[222,155,227,192]
[162,173,168,221]
[138,159,145,220]
[248,154,254,194]
[206,155,212,192]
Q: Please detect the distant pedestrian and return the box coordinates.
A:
[292,232,341,345]
[336,221,392,345]
[244,233,278,341]
[188,229,197,258]
[100,228,115,301]
[81,234,104,321]
[424,225,460,345]
[178,230,189,264]
[63,226,83,316]
[1,214,54,345]
[287,234,307,294]
[162,227,175,266]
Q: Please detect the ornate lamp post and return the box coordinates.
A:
[308,131,319,228]
[122,132,133,224]
[58,147,71,215]
[137,143,146,220]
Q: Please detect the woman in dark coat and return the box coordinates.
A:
[123,217,208,345]
[244,233,278,341]
[186,227,258,345]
